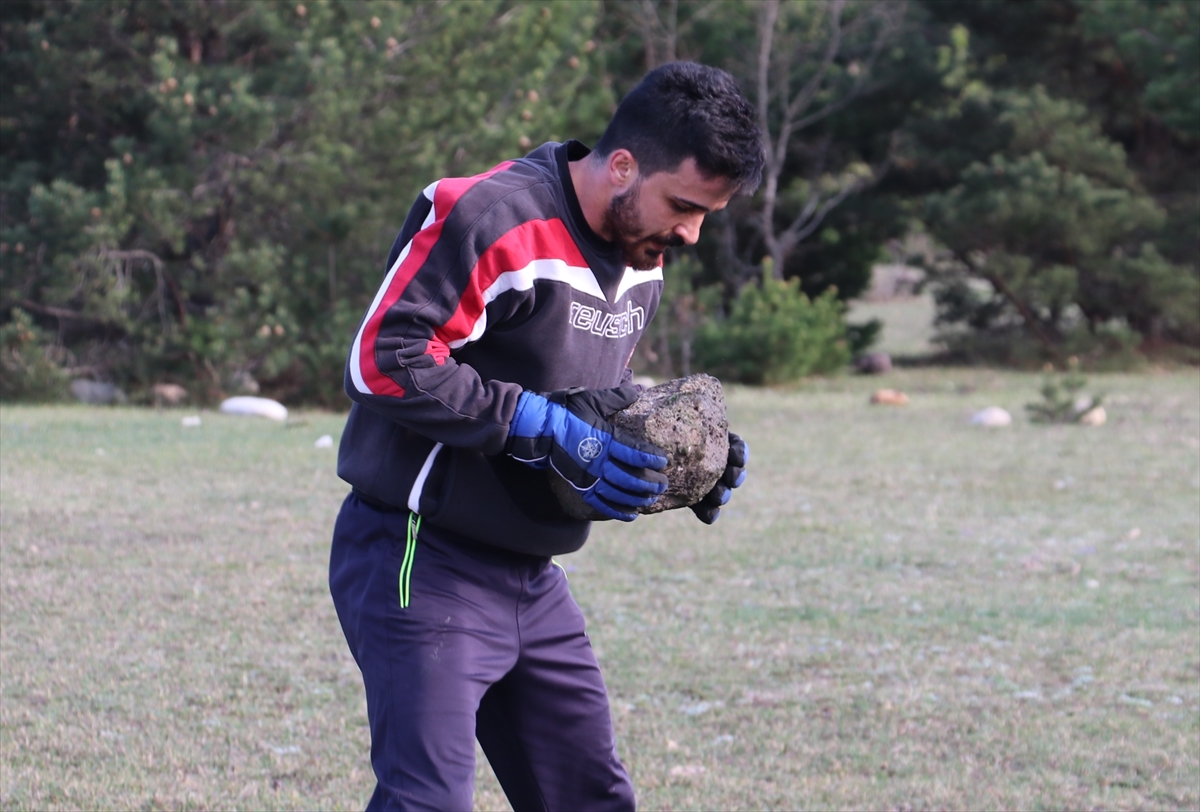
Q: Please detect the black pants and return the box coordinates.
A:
[329,493,636,812]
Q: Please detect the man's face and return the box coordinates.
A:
[602,157,737,270]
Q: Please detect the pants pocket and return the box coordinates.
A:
[397,511,421,609]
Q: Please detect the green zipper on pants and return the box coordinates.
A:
[399,512,421,609]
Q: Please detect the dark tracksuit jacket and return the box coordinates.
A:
[337,140,663,556]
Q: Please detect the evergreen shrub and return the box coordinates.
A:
[693,263,850,385]
[0,308,70,402]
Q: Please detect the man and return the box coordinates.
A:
[330,62,762,811]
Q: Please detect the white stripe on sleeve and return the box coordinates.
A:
[446,259,606,349]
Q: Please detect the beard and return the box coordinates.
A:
[603,181,684,270]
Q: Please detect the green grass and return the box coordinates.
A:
[2,368,1198,811]
[847,295,940,358]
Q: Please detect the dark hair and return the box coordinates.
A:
[593,62,764,194]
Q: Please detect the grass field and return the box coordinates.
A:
[847,294,940,358]
[2,367,1198,811]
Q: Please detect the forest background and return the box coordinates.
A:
[2,0,1197,405]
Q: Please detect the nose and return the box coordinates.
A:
[672,214,704,245]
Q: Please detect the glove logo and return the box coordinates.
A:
[577,437,603,463]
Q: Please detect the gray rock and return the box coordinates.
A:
[70,379,127,405]
[552,374,729,520]
[855,351,892,374]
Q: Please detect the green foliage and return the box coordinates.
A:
[936,318,1147,371]
[1079,0,1200,141]
[640,256,720,379]
[919,86,1198,355]
[1025,357,1103,423]
[603,0,949,304]
[0,0,611,404]
[693,261,850,385]
[2,0,1195,403]
[845,318,883,356]
[0,308,69,402]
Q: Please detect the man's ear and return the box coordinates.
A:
[606,148,639,192]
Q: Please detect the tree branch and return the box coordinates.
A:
[782,0,845,131]
[101,249,172,333]
[791,1,902,131]
[949,248,1064,357]
[10,299,113,325]
[780,140,896,253]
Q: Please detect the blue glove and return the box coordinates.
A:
[690,432,748,524]
[507,385,669,521]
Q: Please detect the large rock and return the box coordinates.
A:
[70,379,127,405]
[551,374,729,520]
[855,351,893,374]
[218,396,288,422]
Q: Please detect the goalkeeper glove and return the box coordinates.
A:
[690,432,748,524]
[507,385,668,521]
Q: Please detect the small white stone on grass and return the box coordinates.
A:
[315,434,334,448]
[181,415,202,427]
[1086,579,1100,589]
[264,743,302,755]
[1079,405,1107,426]
[219,396,288,422]
[970,406,1012,427]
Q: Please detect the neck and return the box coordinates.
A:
[568,154,612,241]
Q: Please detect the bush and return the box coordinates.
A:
[693,266,851,385]
[1026,357,1103,424]
[0,309,70,402]
[934,319,1148,370]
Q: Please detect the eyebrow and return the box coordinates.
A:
[671,196,715,214]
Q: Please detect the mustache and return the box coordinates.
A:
[648,234,686,250]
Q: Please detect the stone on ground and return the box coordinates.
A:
[970,406,1012,427]
[1079,405,1106,426]
[855,351,893,374]
[218,396,288,422]
[70,379,127,405]
[870,388,909,406]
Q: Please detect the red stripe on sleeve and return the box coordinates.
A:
[436,218,587,345]
[355,162,515,396]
